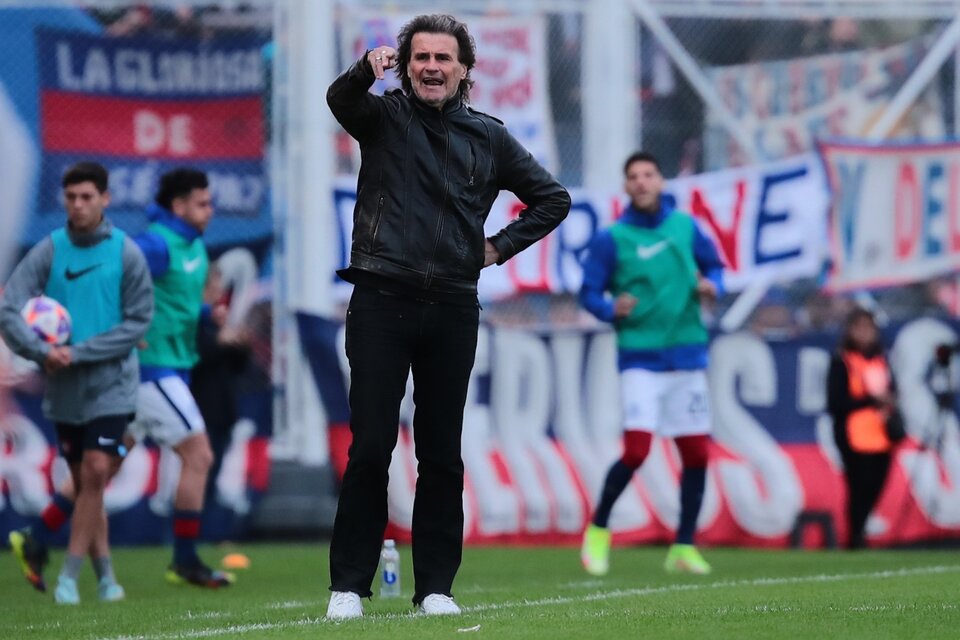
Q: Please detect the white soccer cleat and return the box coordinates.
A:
[419,593,462,616]
[97,577,126,602]
[326,591,363,620]
[53,575,80,605]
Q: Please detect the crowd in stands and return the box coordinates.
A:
[89,2,270,40]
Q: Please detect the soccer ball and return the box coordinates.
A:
[21,296,71,345]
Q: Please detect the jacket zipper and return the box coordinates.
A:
[371,195,385,244]
[424,116,451,288]
[467,143,476,187]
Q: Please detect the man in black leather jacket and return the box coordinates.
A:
[324,14,570,620]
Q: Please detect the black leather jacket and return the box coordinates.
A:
[327,56,571,294]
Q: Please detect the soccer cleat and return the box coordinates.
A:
[664,544,712,575]
[9,527,49,592]
[165,562,235,588]
[418,593,461,616]
[326,591,363,620]
[98,577,126,602]
[580,523,611,576]
[54,575,80,605]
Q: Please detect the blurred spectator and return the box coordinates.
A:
[639,26,702,177]
[925,276,960,318]
[827,17,861,52]
[747,19,811,61]
[191,265,251,506]
[873,282,952,322]
[105,3,207,40]
[797,290,854,333]
[96,3,270,41]
[748,287,798,339]
[548,14,583,187]
[101,3,151,37]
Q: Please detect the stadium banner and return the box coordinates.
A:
[3,313,959,547]
[821,140,960,291]
[31,28,270,249]
[671,154,829,292]
[297,313,960,548]
[337,11,558,174]
[332,153,829,301]
[704,38,946,170]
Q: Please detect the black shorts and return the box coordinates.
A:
[55,414,132,464]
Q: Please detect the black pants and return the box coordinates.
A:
[329,286,479,603]
[841,450,891,549]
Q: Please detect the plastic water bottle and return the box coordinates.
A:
[379,539,401,598]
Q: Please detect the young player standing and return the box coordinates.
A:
[9,168,232,593]
[2,162,153,603]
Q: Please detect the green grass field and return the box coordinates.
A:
[2,542,958,639]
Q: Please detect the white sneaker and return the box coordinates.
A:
[326,591,363,620]
[419,593,461,616]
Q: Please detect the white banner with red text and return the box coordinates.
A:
[822,140,960,291]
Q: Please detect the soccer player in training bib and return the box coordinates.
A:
[127,168,233,588]
[6,168,232,595]
[579,152,724,576]
[1,162,153,603]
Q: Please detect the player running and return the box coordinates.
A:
[579,151,724,577]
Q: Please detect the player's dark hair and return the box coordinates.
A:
[623,151,662,176]
[396,14,476,103]
[62,162,109,193]
[155,168,209,210]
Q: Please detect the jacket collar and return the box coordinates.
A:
[621,194,677,228]
[66,216,114,247]
[409,91,465,116]
[146,203,203,242]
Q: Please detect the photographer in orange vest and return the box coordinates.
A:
[826,306,903,549]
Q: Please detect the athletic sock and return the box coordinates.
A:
[62,554,84,580]
[172,510,202,566]
[677,467,706,544]
[35,493,74,544]
[93,556,116,583]
[592,460,635,528]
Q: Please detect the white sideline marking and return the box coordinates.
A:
[94,564,960,640]
[183,611,226,620]
[266,600,314,609]
[465,564,960,612]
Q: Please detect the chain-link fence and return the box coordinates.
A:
[646,12,957,335]
[2,1,960,539]
[3,1,956,333]
[1,2,271,249]
[0,1,278,539]
[315,3,957,334]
